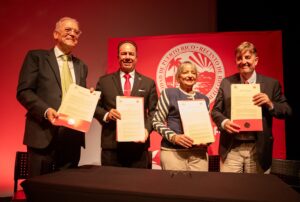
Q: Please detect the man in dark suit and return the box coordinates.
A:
[16,17,88,177]
[94,40,158,168]
[211,41,291,173]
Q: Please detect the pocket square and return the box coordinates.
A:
[138,89,146,92]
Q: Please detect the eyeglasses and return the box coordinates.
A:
[63,27,82,36]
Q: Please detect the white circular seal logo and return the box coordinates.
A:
[156,43,225,102]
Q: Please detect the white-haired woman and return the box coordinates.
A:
[153,61,210,171]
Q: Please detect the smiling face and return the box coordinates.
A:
[235,42,258,80]
[236,50,258,77]
[118,42,137,73]
[53,18,81,54]
[176,62,198,92]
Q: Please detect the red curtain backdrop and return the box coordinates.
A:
[107,31,285,167]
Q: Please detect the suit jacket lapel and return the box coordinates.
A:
[131,72,142,95]
[232,73,241,84]
[256,73,265,92]
[72,57,80,85]
[112,71,124,95]
[46,49,61,89]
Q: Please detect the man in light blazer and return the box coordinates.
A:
[211,41,291,173]
[16,17,88,177]
[94,40,158,168]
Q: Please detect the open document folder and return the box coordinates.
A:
[231,84,262,131]
[178,99,215,144]
[52,84,101,132]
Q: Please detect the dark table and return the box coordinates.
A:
[22,165,300,202]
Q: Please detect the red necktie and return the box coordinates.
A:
[123,73,131,96]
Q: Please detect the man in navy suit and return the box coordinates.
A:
[211,41,292,173]
[94,40,158,168]
[17,17,88,177]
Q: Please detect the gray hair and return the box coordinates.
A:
[54,17,79,32]
[175,61,198,81]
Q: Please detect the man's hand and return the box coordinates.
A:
[46,108,59,123]
[224,119,240,134]
[107,109,121,121]
[253,93,273,109]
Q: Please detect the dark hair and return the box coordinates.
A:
[117,40,138,55]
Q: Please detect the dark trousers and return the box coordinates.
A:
[101,144,150,168]
[27,131,82,178]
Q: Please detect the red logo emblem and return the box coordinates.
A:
[156,43,225,102]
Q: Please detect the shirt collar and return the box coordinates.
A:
[54,46,72,59]
[120,70,135,78]
[241,70,257,84]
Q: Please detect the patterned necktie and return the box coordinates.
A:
[61,55,73,99]
[123,73,131,96]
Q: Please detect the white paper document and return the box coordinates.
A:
[52,83,101,132]
[231,84,262,131]
[116,96,145,142]
[178,99,215,144]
